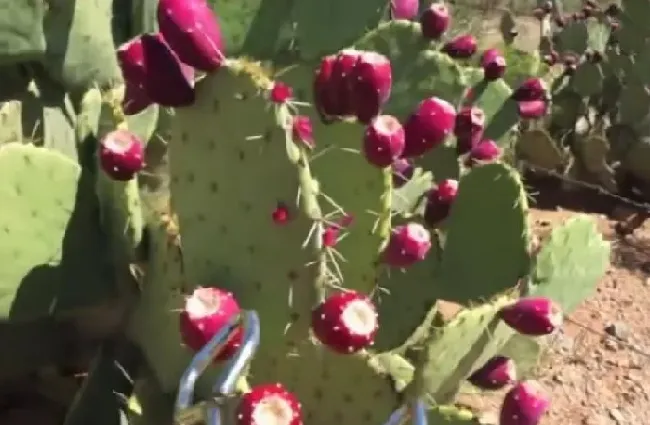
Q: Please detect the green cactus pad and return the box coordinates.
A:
[500,47,541,87]
[354,21,467,120]
[126,214,220,393]
[437,163,530,301]
[294,0,386,61]
[0,0,46,64]
[516,129,566,170]
[272,348,411,425]
[528,215,610,313]
[462,68,519,146]
[44,0,122,91]
[0,144,115,321]
[424,405,481,425]
[413,295,516,403]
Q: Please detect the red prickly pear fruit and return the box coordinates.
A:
[403,96,456,158]
[517,100,548,119]
[468,139,501,164]
[330,49,363,117]
[291,115,314,149]
[272,202,292,225]
[311,290,378,353]
[123,82,153,115]
[322,214,354,248]
[498,297,563,336]
[363,115,405,167]
[468,355,517,390]
[117,37,147,89]
[178,287,243,362]
[382,222,432,267]
[141,33,195,107]
[454,106,485,155]
[423,178,458,227]
[236,383,303,425]
[157,0,225,72]
[391,0,419,20]
[391,158,415,188]
[351,51,393,123]
[270,81,293,104]
[443,34,477,59]
[481,49,507,81]
[313,54,339,119]
[499,380,550,425]
[99,129,145,181]
[512,77,548,102]
[419,3,451,40]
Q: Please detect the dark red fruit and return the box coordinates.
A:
[512,77,548,102]
[270,81,293,104]
[481,49,507,81]
[329,49,363,117]
[423,179,458,227]
[351,51,393,123]
[499,380,550,425]
[157,0,225,72]
[499,297,563,336]
[468,139,501,164]
[454,106,485,155]
[140,33,195,107]
[236,383,303,425]
[117,37,152,114]
[313,54,339,119]
[382,222,432,267]
[443,34,477,59]
[291,115,314,149]
[179,287,243,362]
[99,129,145,181]
[311,290,378,353]
[403,96,457,157]
[468,355,517,390]
[517,100,548,119]
[420,3,451,40]
[391,158,415,188]
[390,0,419,20]
[363,115,405,167]
[322,214,354,248]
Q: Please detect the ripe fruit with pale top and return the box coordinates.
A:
[499,380,550,425]
[178,286,243,362]
[236,383,303,425]
[311,290,378,353]
[99,129,145,181]
[382,222,432,267]
[498,297,563,336]
[362,115,405,167]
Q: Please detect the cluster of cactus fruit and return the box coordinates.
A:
[0,0,614,425]
[507,0,650,197]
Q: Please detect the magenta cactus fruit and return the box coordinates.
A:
[313,54,339,118]
[311,290,378,353]
[123,82,152,115]
[517,100,548,119]
[291,115,314,149]
[351,51,392,123]
[329,49,363,117]
[272,202,292,225]
[270,81,293,104]
[481,49,507,81]
[512,77,548,102]
[498,297,563,336]
[468,139,501,164]
[423,178,458,227]
[403,96,456,157]
[468,355,517,390]
[443,34,477,59]
[179,287,243,362]
[117,37,153,115]
[454,106,485,154]
[157,0,225,72]
[499,380,550,425]
[236,383,303,425]
[362,115,405,167]
[99,129,145,181]
[382,222,432,267]
[419,3,451,40]
[391,158,415,188]
[140,33,195,107]
[391,0,419,20]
